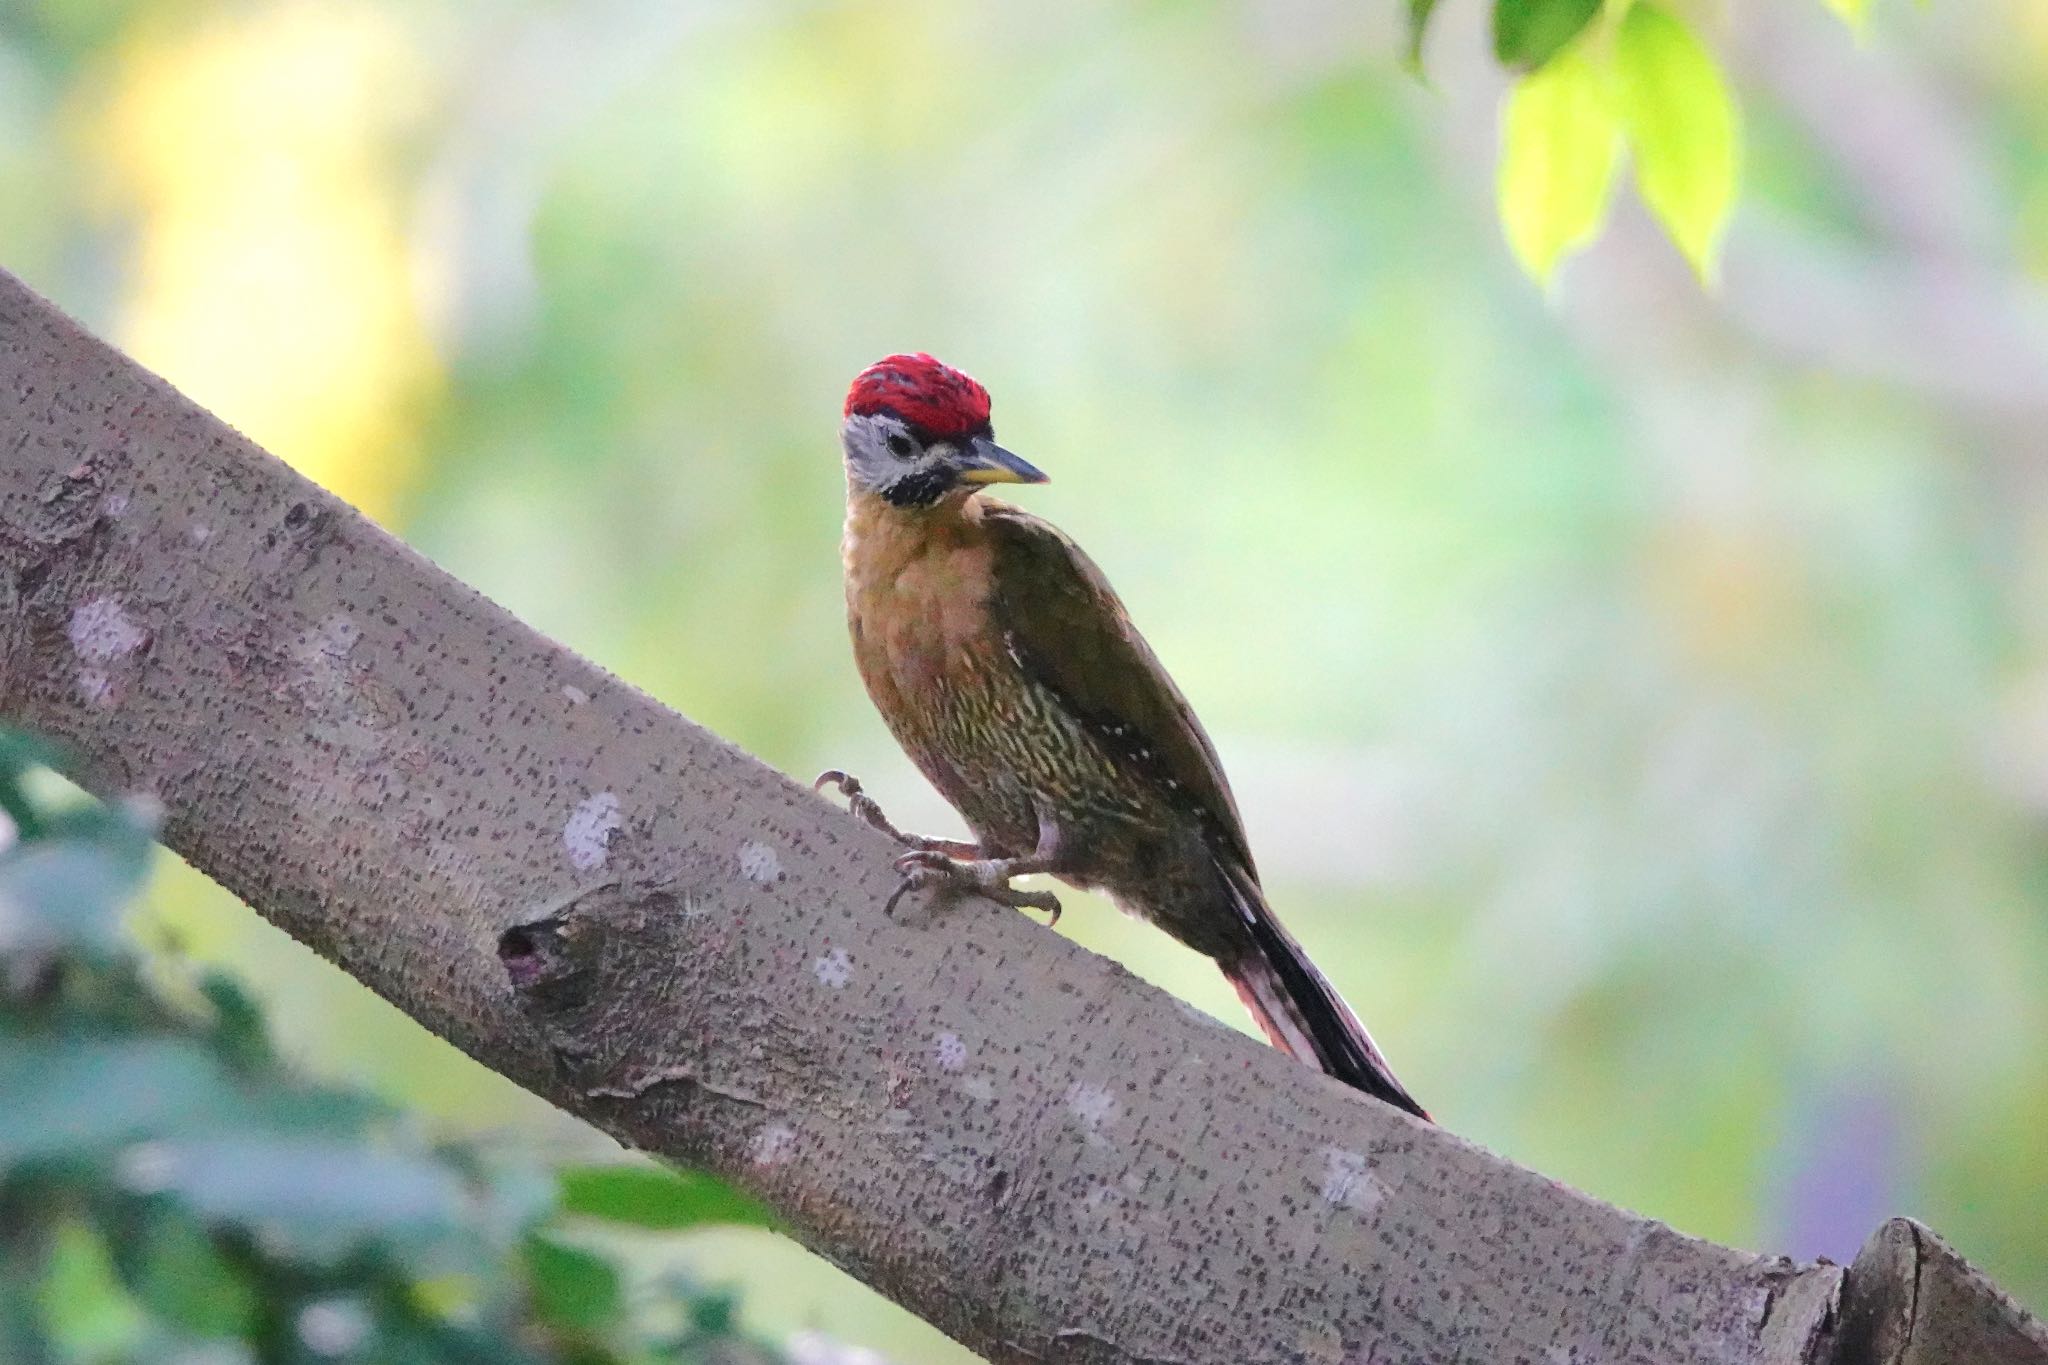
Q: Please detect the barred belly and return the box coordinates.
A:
[917,654,1154,860]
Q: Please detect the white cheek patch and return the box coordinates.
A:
[842,414,944,499]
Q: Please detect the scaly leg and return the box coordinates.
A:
[888,810,1064,925]
[813,770,980,858]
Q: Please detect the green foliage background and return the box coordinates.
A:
[3,0,2047,1359]
[0,737,784,1363]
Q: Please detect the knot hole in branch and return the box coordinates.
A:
[497,913,600,1013]
[497,919,558,987]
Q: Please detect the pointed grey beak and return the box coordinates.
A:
[955,435,1049,486]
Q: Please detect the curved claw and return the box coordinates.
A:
[883,850,948,918]
[816,769,910,844]
[892,871,933,912]
[876,859,946,925]
[885,849,1062,925]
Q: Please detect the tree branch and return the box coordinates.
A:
[0,267,2038,1365]
[1835,1218,2048,1365]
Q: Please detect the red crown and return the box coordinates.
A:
[844,354,992,438]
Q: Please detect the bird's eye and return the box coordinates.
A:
[886,433,916,458]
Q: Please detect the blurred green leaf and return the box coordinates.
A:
[0,1037,252,1168]
[37,1217,145,1358]
[1493,0,1604,69]
[1405,0,1442,73]
[0,731,68,782]
[525,1235,622,1334]
[196,971,272,1071]
[0,1304,51,1365]
[35,801,157,871]
[0,731,68,843]
[239,1084,390,1141]
[558,1163,776,1232]
[0,734,155,961]
[682,1284,740,1338]
[1498,47,1622,282]
[1610,3,1740,283]
[0,838,149,957]
[142,1136,469,1263]
[125,1207,257,1338]
[0,730,785,1359]
[408,1271,488,1326]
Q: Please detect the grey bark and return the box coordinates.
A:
[0,266,2039,1365]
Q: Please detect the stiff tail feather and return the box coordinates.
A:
[1217,865,1429,1121]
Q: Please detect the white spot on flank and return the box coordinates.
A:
[1065,1081,1120,1133]
[961,1075,995,1101]
[748,1122,798,1167]
[561,684,589,705]
[933,1031,968,1071]
[67,596,147,661]
[187,523,212,545]
[737,840,783,884]
[101,493,129,518]
[1320,1148,1387,1212]
[563,791,622,870]
[812,947,852,988]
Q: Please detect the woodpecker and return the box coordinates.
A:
[821,353,1427,1120]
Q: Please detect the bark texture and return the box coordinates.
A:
[1834,1219,2048,1365]
[0,267,2039,1365]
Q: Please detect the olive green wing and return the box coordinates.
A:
[981,503,1254,871]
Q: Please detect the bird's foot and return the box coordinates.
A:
[814,770,981,857]
[886,849,1062,926]
[814,769,913,842]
